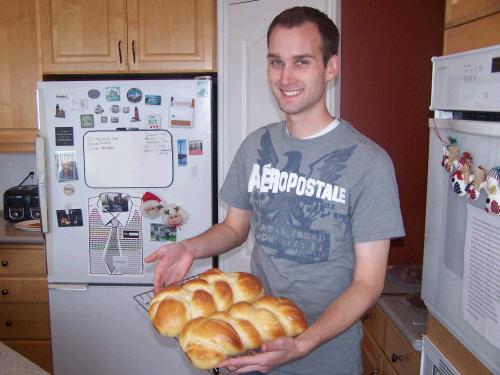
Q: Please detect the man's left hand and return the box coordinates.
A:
[218,336,307,374]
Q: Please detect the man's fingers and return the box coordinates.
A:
[144,251,158,263]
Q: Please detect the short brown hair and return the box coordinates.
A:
[267,6,340,66]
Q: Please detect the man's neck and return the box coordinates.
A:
[286,111,335,139]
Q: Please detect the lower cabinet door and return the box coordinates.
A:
[362,327,383,374]
[384,320,421,375]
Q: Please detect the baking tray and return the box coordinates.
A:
[134,287,238,375]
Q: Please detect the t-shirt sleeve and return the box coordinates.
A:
[349,151,405,243]
[218,143,253,211]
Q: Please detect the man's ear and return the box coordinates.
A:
[325,55,339,82]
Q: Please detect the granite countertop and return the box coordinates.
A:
[0,213,43,244]
[0,341,50,375]
[378,268,428,352]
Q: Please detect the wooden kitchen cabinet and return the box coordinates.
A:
[362,304,420,375]
[38,0,216,73]
[0,243,53,373]
[0,0,41,153]
[443,0,500,55]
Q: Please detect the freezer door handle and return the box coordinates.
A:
[49,283,89,291]
[36,135,48,233]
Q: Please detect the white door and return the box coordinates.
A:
[217,0,341,272]
[49,285,208,375]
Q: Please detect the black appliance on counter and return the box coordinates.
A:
[3,172,40,222]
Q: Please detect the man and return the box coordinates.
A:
[145,6,404,374]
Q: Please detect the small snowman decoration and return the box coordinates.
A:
[485,168,500,215]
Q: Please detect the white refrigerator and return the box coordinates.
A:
[36,78,216,375]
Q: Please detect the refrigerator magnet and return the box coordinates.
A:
[80,114,94,128]
[111,117,119,123]
[55,151,78,182]
[63,184,75,196]
[56,208,83,227]
[55,104,66,118]
[111,105,120,113]
[188,140,203,155]
[101,116,108,123]
[88,89,100,99]
[150,223,176,242]
[55,127,74,146]
[106,87,120,101]
[130,106,141,122]
[169,97,194,128]
[177,139,188,166]
[145,95,161,105]
[122,106,130,113]
[127,88,142,103]
[71,97,88,110]
[94,105,104,114]
[146,114,161,129]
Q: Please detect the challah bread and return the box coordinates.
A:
[178,295,308,369]
[148,268,264,336]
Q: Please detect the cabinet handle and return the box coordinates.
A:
[1,289,8,295]
[362,313,372,321]
[1,260,8,267]
[370,370,381,374]
[391,353,403,363]
[132,40,136,64]
[5,320,13,327]
[118,40,123,63]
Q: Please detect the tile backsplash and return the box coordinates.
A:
[0,153,38,196]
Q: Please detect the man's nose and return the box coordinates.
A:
[280,64,295,85]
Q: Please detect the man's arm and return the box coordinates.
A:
[219,239,390,373]
[145,206,252,292]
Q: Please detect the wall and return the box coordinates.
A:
[340,1,445,265]
[0,153,37,197]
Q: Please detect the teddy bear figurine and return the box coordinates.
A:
[465,166,487,201]
[450,152,473,196]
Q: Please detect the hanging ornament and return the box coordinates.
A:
[465,166,487,201]
[485,168,500,215]
[450,152,473,196]
[441,136,460,173]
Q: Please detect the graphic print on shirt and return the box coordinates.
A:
[88,193,143,275]
[249,130,356,264]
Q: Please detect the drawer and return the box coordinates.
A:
[0,277,48,302]
[362,304,386,347]
[361,327,383,375]
[3,339,53,373]
[0,248,46,275]
[384,319,420,375]
[0,303,51,339]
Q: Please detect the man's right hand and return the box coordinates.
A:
[144,242,194,293]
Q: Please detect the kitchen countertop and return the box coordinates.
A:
[0,341,50,375]
[378,268,428,352]
[0,213,43,244]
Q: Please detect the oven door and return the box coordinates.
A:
[420,336,460,375]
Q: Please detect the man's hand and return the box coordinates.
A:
[144,242,194,293]
[218,336,310,374]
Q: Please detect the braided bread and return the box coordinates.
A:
[178,296,308,369]
[148,268,264,336]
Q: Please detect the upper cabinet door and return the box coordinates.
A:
[126,0,216,72]
[39,0,128,73]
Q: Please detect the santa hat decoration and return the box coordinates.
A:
[140,192,164,219]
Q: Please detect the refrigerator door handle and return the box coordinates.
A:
[36,135,48,234]
[49,283,89,291]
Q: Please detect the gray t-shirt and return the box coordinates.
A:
[219,120,405,374]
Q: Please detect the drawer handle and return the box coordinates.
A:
[5,320,13,327]
[370,370,381,374]
[1,260,8,267]
[391,353,403,363]
[362,313,372,321]
[1,289,8,295]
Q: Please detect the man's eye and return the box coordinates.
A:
[296,59,309,65]
[269,59,283,66]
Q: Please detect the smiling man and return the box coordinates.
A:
[145,6,404,374]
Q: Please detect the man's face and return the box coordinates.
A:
[267,22,338,118]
